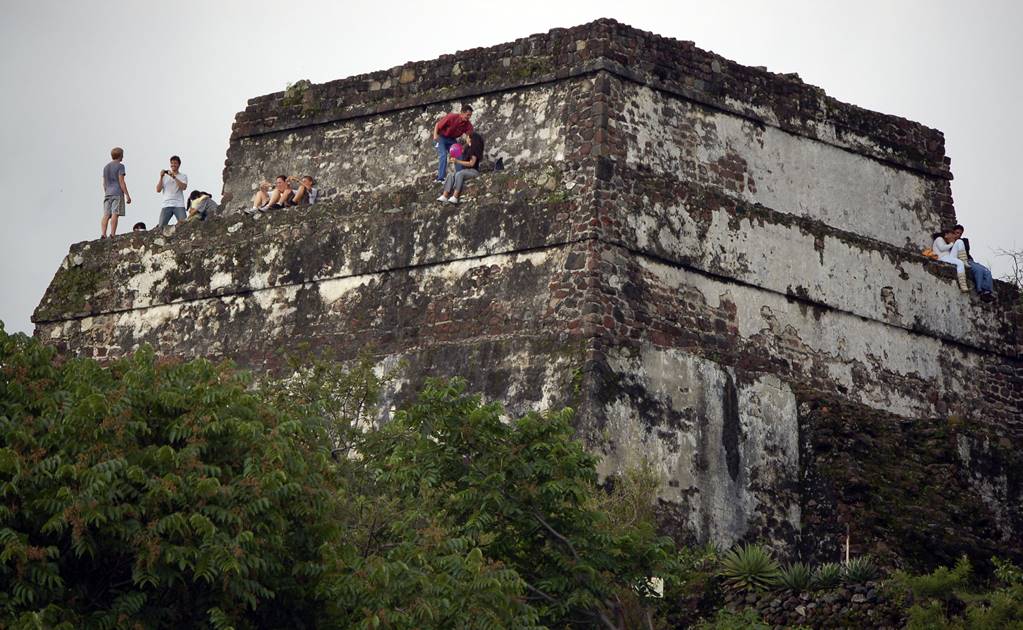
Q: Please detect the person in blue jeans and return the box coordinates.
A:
[954,224,994,300]
[156,155,188,227]
[431,105,473,182]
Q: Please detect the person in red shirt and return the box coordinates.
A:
[432,105,473,182]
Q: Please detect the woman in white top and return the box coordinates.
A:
[932,227,969,292]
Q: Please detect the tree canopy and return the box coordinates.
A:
[0,327,673,629]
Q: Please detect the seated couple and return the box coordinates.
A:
[437,131,484,205]
[186,190,219,221]
[931,224,994,299]
[247,175,317,213]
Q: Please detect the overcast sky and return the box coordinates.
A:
[1,0,1020,334]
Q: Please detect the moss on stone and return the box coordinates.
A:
[281,79,313,110]
[512,56,553,80]
[36,263,102,319]
[798,389,1023,573]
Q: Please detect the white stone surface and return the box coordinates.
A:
[620,84,945,249]
[623,200,1007,353]
[597,345,800,550]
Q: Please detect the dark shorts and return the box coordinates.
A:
[103,195,125,217]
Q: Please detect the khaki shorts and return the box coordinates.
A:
[103,195,125,217]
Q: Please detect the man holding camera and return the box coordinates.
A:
[156,155,189,227]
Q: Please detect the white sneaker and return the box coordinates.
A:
[448,197,459,204]
[437,196,446,202]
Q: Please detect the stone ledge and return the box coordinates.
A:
[32,167,593,323]
[595,168,1021,356]
[582,245,1023,421]
[35,167,1018,361]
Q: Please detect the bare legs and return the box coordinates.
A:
[250,190,269,209]
[101,213,119,238]
[266,189,293,208]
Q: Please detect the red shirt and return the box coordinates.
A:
[436,113,473,139]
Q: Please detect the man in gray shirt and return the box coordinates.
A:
[102,147,132,238]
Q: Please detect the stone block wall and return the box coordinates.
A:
[34,19,1023,565]
[613,80,952,250]
[223,80,584,211]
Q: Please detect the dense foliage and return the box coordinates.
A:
[0,327,674,629]
[891,556,1023,629]
[5,325,1020,629]
[0,327,342,629]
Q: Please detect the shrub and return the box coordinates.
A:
[892,556,1023,629]
[843,556,880,583]
[695,608,772,630]
[964,589,1023,630]
[812,562,844,590]
[719,543,781,592]
[994,557,1023,587]
[777,561,813,591]
[905,601,961,630]
[663,544,723,628]
[894,556,972,599]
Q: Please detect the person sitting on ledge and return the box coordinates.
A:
[432,105,473,183]
[437,131,484,205]
[290,175,318,206]
[932,226,970,293]
[187,191,218,221]
[247,180,271,213]
[953,224,994,300]
[264,175,293,210]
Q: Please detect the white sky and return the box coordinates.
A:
[1,0,1020,334]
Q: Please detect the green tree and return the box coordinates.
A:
[1,327,675,628]
[325,378,675,628]
[0,326,342,629]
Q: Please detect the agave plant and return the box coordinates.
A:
[811,562,843,590]
[719,543,781,592]
[843,556,879,583]
[777,561,813,591]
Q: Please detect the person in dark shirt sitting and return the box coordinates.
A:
[290,175,318,206]
[432,105,473,183]
[437,131,484,205]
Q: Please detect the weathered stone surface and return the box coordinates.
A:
[589,347,800,552]
[614,82,953,249]
[33,19,1022,565]
[799,392,1023,570]
[223,81,583,211]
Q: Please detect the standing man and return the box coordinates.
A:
[432,105,473,183]
[156,155,188,227]
[101,147,131,238]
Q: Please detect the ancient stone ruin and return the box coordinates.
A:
[34,19,1022,567]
